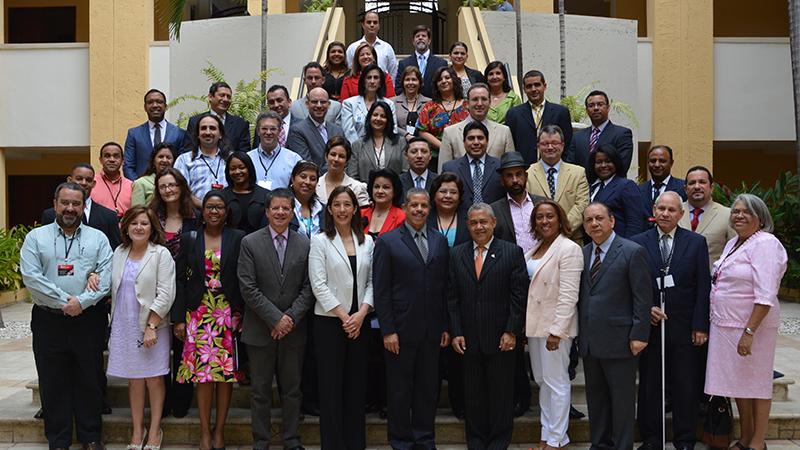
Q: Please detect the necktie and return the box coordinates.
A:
[279,127,287,147]
[475,245,485,278]
[652,181,663,203]
[153,123,162,146]
[591,181,605,200]
[590,245,602,283]
[318,123,328,144]
[691,207,703,231]
[472,159,483,204]
[660,234,671,267]
[533,105,543,129]
[589,127,601,154]
[547,167,557,199]
[415,176,424,189]
[418,54,427,77]
[275,234,286,268]
[415,231,428,261]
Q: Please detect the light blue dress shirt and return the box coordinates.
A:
[247,145,303,190]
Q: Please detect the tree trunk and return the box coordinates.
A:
[789,0,800,176]
[261,0,268,110]
[558,0,566,100]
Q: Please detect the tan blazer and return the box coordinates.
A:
[525,234,583,338]
[526,161,589,242]
[679,200,736,271]
[309,232,374,318]
[110,243,176,331]
[437,119,515,171]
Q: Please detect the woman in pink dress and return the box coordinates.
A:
[705,193,787,450]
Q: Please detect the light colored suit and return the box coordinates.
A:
[347,136,408,183]
[679,200,736,271]
[309,232,374,317]
[341,96,397,144]
[290,97,342,126]
[437,119,515,172]
[110,243,176,331]
[526,160,589,242]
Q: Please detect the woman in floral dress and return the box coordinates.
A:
[172,190,245,450]
[416,66,469,169]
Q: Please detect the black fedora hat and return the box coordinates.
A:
[496,151,529,173]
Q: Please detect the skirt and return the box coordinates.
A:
[704,323,777,399]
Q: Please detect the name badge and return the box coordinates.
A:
[656,274,675,289]
[405,125,416,136]
[257,179,273,190]
[211,183,224,190]
[58,264,75,277]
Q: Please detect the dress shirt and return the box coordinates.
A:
[269,225,289,243]
[411,169,429,189]
[84,198,93,223]
[507,193,536,254]
[473,237,494,263]
[589,174,615,202]
[20,222,113,310]
[416,49,430,76]
[90,170,133,217]
[540,159,561,191]
[174,149,228,200]
[688,200,711,222]
[294,198,325,238]
[282,114,292,131]
[590,119,610,137]
[471,154,487,179]
[530,101,545,127]
[149,119,168,146]
[591,231,616,264]
[210,111,227,125]
[247,145,302,190]
[315,172,370,207]
[651,175,673,198]
[346,36,398,79]
[310,118,328,142]
[656,226,676,252]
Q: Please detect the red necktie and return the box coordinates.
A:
[691,207,703,231]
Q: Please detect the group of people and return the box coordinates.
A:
[19,12,789,450]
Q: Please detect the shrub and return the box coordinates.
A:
[0,225,32,292]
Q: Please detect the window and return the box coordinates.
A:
[7,7,77,43]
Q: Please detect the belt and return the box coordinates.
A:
[36,304,64,315]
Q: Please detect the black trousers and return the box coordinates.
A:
[443,346,464,414]
[315,316,368,450]
[164,330,194,417]
[463,350,516,450]
[513,343,531,410]
[365,320,387,410]
[637,329,699,448]
[583,354,638,450]
[301,314,319,414]
[384,334,440,450]
[32,304,106,448]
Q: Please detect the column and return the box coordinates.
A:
[519,0,552,13]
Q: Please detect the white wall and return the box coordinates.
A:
[636,39,652,142]
[149,42,171,101]
[0,44,90,147]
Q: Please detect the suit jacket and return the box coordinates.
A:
[591,176,646,238]
[678,200,736,271]
[505,101,573,165]
[490,193,547,245]
[110,243,175,331]
[567,121,634,180]
[41,202,122,250]
[308,232,374,317]
[182,112,251,154]
[463,67,485,85]
[448,238,528,355]
[172,227,245,322]
[341,96,397,144]
[237,227,314,347]
[123,121,186,179]
[289,97,342,126]
[394,53,449,98]
[372,224,449,344]
[437,120,515,172]
[426,208,471,247]
[630,227,711,345]
[578,234,652,359]
[525,234,583,338]
[400,170,437,198]
[441,154,504,211]
[638,176,687,215]
[285,116,346,172]
[526,161,589,242]
[347,136,408,183]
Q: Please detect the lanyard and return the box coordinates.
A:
[372,138,385,167]
[200,153,222,182]
[62,233,77,262]
[712,236,749,285]
[660,236,675,273]
[101,175,123,213]
[258,146,281,179]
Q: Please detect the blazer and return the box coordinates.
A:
[490,193,547,245]
[362,206,406,235]
[638,176,687,215]
[285,116,346,173]
[524,234,583,338]
[400,170,437,198]
[347,136,408,183]
[289,97,342,126]
[630,227,711,345]
[123,121,186,179]
[448,238,528,355]
[309,232,375,317]
[591,176,646,238]
[505,100,573,165]
[392,93,431,136]
[110,243,176,331]
[678,200,736,271]
[462,67,485,86]
[341,96,397,144]
[578,235,652,359]
[437,119,515,171]
[171,227,245,322]
[41,201,122,250]
[526,161,589,242]
[373,225,450,344]
[567,121,634,180]
[394,53,449,98]
[426,208,471,247]
[237,227,314,347]
[182,112,251,154]
[289,206,326,238]
[441,154,505,211]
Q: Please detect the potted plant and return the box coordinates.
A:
[557,82,640,132]
[0,225,32,306]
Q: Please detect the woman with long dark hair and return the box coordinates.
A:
[322,41,348,101]
[339,42,396,101]
[341,64,397,144]
[392,65,431,139]
[484,61,521,124]
[348,101,407,183]
[131,143,175,206]
[221,152,269,235]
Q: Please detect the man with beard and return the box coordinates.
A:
[21,182,113,450]
[395,25,448,98]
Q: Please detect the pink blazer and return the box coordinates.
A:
[525,234,583,338]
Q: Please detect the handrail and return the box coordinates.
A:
[459,6,522,98]
[293,6,344,100]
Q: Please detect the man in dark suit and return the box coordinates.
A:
[394,25,448,98]
[182,82,251,153]
[449,203,527,450]
[638,145,687,218]
[441,121,504,211]
[631,191,710,450]
[238,188,314,450]
[566,90,634,181]
[400,137,436,198]
[579,202,652,450]
[505,70,573,165]
[373,188,450,450]
[123,89,186,180]
[285,87,345,173]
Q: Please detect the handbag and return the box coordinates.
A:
[701,395,733,449]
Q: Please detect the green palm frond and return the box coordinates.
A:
[157,0,187,41]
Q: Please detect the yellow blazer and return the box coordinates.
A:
[110,243,176,331]
[437,119,515,172]
[678,200,736,271]
[525,234,583,338]
[526,161,589,242]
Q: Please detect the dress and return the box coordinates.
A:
[416,100,470,147]
[488,91,522,124]
[177,249,243,383]
[107,258,170,378]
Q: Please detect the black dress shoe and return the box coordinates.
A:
[569,405,585,419]
[513,402,529,417]
[82,441,105,450]
[287,446,305,450]
[102,405,112,415]
[637,442,661,450]
[34,408,44,419]
[674,445,694,450]
[452,409,465,420]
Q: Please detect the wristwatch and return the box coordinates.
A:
[744,327,756,336]
[147,322,158,330]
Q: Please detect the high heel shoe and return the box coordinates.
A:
[126,427,147,450]
[143,428,163,450]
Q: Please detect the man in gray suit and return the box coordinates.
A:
[285,87,346,173]
[579,202,652,450]
[238,188,314,450]
[290,62,342,125]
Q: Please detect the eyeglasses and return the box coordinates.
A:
[259,126,280,133]
[204,205,226,211]
[158,183,179,191]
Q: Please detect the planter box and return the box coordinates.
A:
[0,288,28,307]
[780,286,800,302]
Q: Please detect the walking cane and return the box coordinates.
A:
[659,270,667,449]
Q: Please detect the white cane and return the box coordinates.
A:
[660,281,666,450]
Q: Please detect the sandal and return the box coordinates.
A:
[143,428,163,450]
[126,427,147,450]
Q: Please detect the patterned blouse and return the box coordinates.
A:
[415,99,470,141]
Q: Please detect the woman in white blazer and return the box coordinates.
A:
[309,185,374,450]
[525,200,583,450]
[107,205,176,450]
[341,64,397,143]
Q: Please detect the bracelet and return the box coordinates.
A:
[744,327,756,336]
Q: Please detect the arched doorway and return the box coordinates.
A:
[356,0,448,54]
